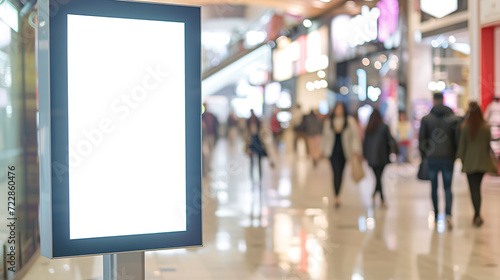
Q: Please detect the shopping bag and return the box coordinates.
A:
[488,149,499,175]
[351,155,365,183]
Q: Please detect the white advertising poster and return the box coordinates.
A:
[67,14,186,239]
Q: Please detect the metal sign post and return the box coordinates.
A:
[103,252,145,280]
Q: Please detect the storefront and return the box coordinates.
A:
[480,0,500,166]
[329,0,406,130]
[408,0,473,117]
[202,44,272,122]
[272,19,331,115]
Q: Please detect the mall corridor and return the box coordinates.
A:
[20,137,500,280]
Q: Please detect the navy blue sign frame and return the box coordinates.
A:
[38,0,201,258]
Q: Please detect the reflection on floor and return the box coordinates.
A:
[21,137,500,280]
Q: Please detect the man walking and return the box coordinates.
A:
[419,93,459,229]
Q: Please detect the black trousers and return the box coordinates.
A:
[466,172,485,218]
[372,165,386,201]
[329,155,346,197]
[250,153,262,182]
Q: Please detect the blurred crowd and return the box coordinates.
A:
[202,94,499,230]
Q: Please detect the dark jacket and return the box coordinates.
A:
[302,113,323,136]
[419,105,460,160]
[363,124,397,167]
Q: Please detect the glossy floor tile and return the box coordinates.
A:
[20,135,500,280]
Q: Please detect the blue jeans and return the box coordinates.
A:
[427,158,455,218]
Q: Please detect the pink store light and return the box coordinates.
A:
[377,0,399,43]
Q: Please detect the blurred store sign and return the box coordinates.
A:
[348,6,380,47]
[244,30,267,48]
[377,0,398,43]
[420,0,457,19]
[356,68,367,101]
[367,86,382,102]
[377,0,400,49]
[273,26,328,80]
[443,90,458,111]
[331,1,400,60]
[480,0,500,25]
[306,27,329,72]
[276,90,292,109]
[273,40,300,81]
[265,82,281,104]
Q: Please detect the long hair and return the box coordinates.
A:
[365,109,384,134]
[462,101,485,140]
[330,102,348,130]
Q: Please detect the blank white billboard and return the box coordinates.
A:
[67,14,186,239]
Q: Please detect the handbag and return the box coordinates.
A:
[417,157,430,180]
[488,148,499,174]
[351,155,365,183]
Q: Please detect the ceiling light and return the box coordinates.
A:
[362,58,370,66]
[303,19,313,28]
[319,0,331,2]
[389,61,398,70]
[431,40,439,48]
[428,81,437,91]
[276,36,291,48]
[317,70,326,78]
[449,35,456,43]
[306,82,315,91]
[374,61,382,70]
[420,0,458,19]
[436,81,446,91]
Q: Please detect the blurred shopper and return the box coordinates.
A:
[227,111,239,144]
[419,93,460,229]
[202,118,209,178]
[396,111,413,162]
[291,104,306,153]
[202,103,219,173]
[245,110,270,183]
[457,102,498,227]
[270,107,283,146]
[363,109,398,207]
[303,109,323,167]
[321,102,362,207]
[485,97,500,125]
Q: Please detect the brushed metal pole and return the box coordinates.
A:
[103,251,145,280]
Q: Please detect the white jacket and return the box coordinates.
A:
[321,116,362,160]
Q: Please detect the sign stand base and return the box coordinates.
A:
[103,251,145,280]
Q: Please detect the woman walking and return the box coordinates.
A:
[363,109,398,207]
[321,102,361,207]
[457,101,498,227]
[245,109,273,183]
